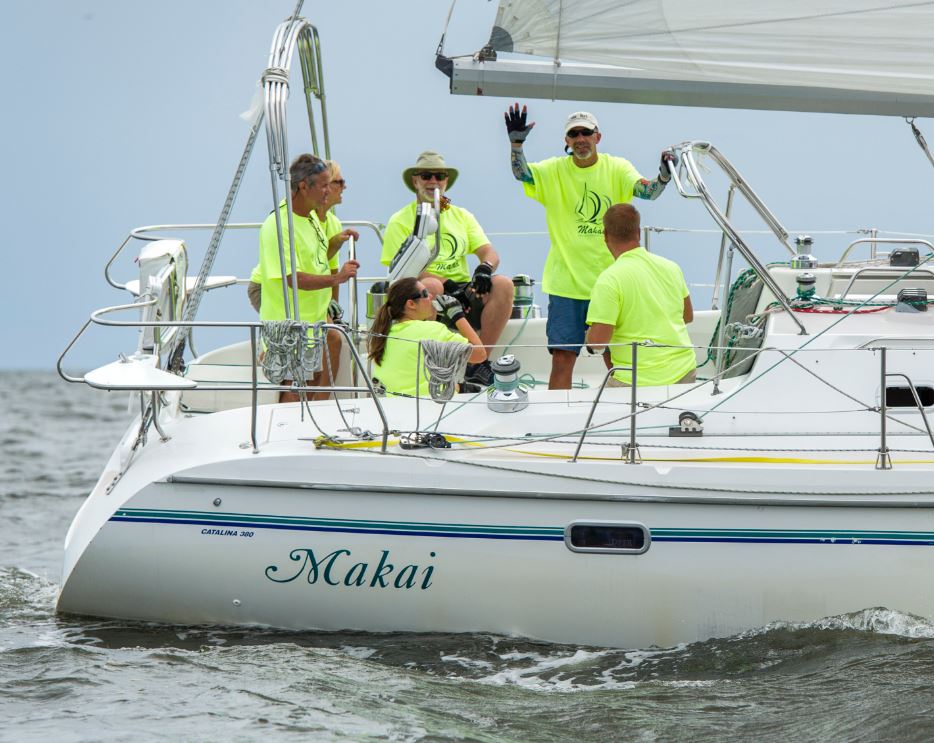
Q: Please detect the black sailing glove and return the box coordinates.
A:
[434,294,466,324]
[472,262,494,295]
[659,150,678,183]
[505,103,534,144]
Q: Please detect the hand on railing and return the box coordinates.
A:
[336,260,360,284]
[659,150,678,183]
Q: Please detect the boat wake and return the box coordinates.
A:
[29,605,932,693]
[6,567,934,740]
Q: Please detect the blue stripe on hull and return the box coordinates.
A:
[110,517,563,541]
[108,509,934,546]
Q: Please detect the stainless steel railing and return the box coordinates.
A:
[58,309,391,456]
[668,142,807,339]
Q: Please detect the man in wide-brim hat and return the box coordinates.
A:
[380,150,513,387]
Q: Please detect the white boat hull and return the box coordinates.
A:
[59,439,934,648]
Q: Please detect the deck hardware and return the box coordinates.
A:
[791,235,818,269]
[213,498,222,507]
[488,355,529,413]
[670,411,703,437]
[891,246,920,267]
[337,426,373,440]
[400,432,451,450]
[795,272,817,300]
[896,288,927,312]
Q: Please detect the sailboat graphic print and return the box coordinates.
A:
[575,183,611,234]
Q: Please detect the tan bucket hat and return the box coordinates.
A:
[402,150,459,193]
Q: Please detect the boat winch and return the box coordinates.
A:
[487,355,528,413]
[795,272,817,301]
[791,234,817,269]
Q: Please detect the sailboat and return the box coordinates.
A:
[56,1,934,649]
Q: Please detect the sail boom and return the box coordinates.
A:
[444,57,934,118]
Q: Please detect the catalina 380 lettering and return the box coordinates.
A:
[265,548,437,590]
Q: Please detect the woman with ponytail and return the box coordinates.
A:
[368,277,486,397]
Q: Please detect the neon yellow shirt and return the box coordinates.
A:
[381,201,489,283]
[585,247,695,386]
[524,154,642,299]
[313,211,342,270]
[257,201,331,326]
[251,209,340,283]
[372,319,468,397]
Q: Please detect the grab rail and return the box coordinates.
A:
[836,237,934,267]
[885,369,934,452]
[836,267,934,301]
[104,220,383,322]
[669,142,806,341]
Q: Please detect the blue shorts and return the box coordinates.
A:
[546,294,590,355]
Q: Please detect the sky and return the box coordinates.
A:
[3,0,934,371]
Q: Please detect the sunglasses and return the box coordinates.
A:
[410,288,430,300]
[417,172,449,181]
[330,179,346,187]
[567,128,595,139]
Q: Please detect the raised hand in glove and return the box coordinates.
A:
[434,293,466,324]
[328,298,344,323]
[505,103,535,144]
[659,150,678,182]
[472,262,494,295]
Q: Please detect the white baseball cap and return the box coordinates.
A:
[565,111,599,134]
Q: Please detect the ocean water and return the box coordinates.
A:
[4,370,934,742]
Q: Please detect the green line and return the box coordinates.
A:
[117,509,561,535]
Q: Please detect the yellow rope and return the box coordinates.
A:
[313,436,934,465]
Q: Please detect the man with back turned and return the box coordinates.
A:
[585,203,696,387]
[505,104,677,389]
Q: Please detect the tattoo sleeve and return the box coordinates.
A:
[633,177,668,201]
[510,145,534,184]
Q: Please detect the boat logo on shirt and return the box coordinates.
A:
[429,233,462,272]
[265,547,436,590]
[574,183,611,234]
[430,232,460,262]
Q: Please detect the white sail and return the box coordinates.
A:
[441,0,934,115]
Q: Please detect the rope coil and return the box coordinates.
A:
[420,339,472,402]
[260,320,323,385]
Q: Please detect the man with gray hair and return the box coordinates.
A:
[505,104,677,389]
[255,153,360,401]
